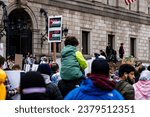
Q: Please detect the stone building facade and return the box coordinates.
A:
[0,0,150,62]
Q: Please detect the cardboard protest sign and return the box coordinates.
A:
[15,54,23,69]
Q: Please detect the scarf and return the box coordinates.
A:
[0,69,6,100]
[89,74,116,90]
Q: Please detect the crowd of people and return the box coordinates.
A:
[0,35,150,100]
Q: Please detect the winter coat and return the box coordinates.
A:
[60,45,87,80]
[119,46,124,58]
[64,79,124,100]
[0,69,6,100]
[51,72,61,86]
[116,80,134,100]
[41,74,63,100]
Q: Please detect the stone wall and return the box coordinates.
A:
[0,0,150,61]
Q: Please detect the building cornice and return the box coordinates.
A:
[30,0,150,25]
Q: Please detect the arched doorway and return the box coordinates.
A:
[7,8,32,57]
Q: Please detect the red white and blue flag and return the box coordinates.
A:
[125,0,136,5]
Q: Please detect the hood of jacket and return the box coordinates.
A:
[134,81,150,99]
[61,45,76,57]
[79,79,114,96]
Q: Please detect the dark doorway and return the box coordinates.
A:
[7,8,32,57]
[108,34,115,49]
[130,38,136,57]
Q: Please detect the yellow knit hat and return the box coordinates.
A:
[0,69,7,100]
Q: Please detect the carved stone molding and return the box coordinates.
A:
[15,0,28,6]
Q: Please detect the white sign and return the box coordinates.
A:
[31,64,39,71]
[5,70,25,100]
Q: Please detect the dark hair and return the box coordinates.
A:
[12,64,21,70]
[91,58,109,76]
[138,66,145,73]
[37,64,52,76]
[100,50,103,52]
[119,64,135,77]
[64,36,79,46]
[58,79,83,97]
[109,62,117,71]
[51,63,59,73]
[0,55,5,67]
[148,65,150,71]
[94,53,100,59]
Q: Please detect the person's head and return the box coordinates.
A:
[91,58,109,77]
[109,62,116,74]
[0,55,5,68]
[20,71,47,100]
[139,70,150,81]
[138,65,146,74]
[43,58,48,62]
[119,64,135,84]
[37,64,52,76]
[94,53,100,59]
[100,50,103,53]
[51,62,59,73]
[147,65,150,71]
[12,64,21,70]
[29,54,33,58]
[64,36,79,46]
[8,55,15,61]
[121,43,124,46]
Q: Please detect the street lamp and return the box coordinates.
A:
[40,8,48,48]
[61,26,68,51]
[62,27,68,37]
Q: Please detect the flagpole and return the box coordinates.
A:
[116,0,119,7]
[137,0,139,12]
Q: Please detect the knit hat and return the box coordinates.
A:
[0,69,6,100]
[91,58,109,76]
[20,71,47,100]
[37,64,52,76]
[139,70,150,80]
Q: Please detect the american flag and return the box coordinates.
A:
[125,0,136,5]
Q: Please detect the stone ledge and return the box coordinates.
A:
[31,0,150,25]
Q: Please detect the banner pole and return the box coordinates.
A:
[53,42,56,62]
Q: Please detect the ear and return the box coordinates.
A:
[124,73,128,78]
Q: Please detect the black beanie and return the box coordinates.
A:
[91,58,109,76]
[20,71,47,100]
[37,64,52,76]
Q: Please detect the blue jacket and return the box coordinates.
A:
[65,79,124,100]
